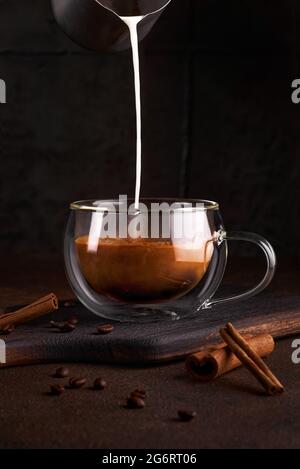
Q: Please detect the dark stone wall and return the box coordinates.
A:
[0,0,299,258]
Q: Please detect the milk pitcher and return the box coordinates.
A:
[51,0,172,51]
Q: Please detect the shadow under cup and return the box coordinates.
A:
[64,199,276,322]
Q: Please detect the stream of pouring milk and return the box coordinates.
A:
[120,16,144,210]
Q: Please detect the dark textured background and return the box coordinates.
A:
[0,0,299,258]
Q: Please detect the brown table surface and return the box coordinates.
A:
[0,254,299,449]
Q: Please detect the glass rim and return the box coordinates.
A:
[70,198,219,213]
[94,0,173,19]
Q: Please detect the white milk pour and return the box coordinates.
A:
[95,1,171,210]
[120,16,144,210]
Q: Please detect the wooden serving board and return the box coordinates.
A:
[2,293,300,366]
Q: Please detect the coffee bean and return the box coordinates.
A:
[68,317,79,325]
[69,377,87,389]
[177,410,196,422]
[131,389,147,399]
[55,367,69,378]
[93,378,107,390]
[0,324,15,335]
[50,320,65,328]
[127,396,145,409]
[97,324,114,335]
[60,322,76,333]
[50,384,65,396]
[50,320,76,332]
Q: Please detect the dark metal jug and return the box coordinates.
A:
[51,0,172,52]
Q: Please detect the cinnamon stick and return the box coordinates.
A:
[226,322,284,391]
[0,293,59,330]
[186,334,275,382]
[220,325,284,396]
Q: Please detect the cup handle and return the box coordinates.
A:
[203,231,277,309]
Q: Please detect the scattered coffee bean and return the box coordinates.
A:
[131,389,146,399]
[127,396,145,409]
[50,384,65,396]
[97,324,114,335]
[67,317,79,325]
[50,320,76,332]
[0,324,15,335]
[55,367,69,378]
[59,322,76,333]
[69,377,87,389]
[93,378,107,390]
[50,320,65,329]
[177,410,197,422]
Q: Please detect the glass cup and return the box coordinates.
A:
[64,198,276,322]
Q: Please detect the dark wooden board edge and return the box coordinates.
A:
[1,308,300,367]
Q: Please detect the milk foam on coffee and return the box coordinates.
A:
[120,16,144,210]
